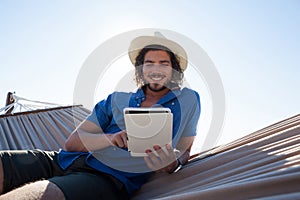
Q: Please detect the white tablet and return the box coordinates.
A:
[124,107,173,157]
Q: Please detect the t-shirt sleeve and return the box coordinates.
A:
[86,94,113,130]
[182,90,201,137]
[86,105,101,127]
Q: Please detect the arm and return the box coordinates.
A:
[176,136,195,165]
[64,119,128,152]
[144,136,195,173]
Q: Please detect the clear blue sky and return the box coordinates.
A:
[1,0,299,152]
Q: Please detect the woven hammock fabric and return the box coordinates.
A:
[132,114,300,199]
[0,106,299,199]
[0,105,90,150]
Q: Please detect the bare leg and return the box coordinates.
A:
[0,180,65,200]
[0,159,3,194]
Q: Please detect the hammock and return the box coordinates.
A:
[0,100,299,199]
[0,105,90,150]
[132,114,300,199]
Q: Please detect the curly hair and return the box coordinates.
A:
[134,44,184,89]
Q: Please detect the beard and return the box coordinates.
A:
[146,83,168,92]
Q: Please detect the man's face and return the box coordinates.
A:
[142,50,173,91]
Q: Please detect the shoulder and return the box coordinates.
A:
[110,91,136,103]
[94,91,138,112]
[95,91,133,104]
[180,87,200,101]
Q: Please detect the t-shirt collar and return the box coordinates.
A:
[132,87,182,106]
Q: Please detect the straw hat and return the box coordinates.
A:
[128,32,188,71]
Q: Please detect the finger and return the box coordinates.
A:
[156,145,176,169]
[114,131,128,148]
[111,130,130,148]
[120,130,128,148]
[166,144,176,160]
[153,145,168,162]
[147,149,164,171]
[114,134,125,147]
[144,152,156,171]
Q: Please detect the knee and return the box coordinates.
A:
[0,180,65,200]
[42,181,66,200]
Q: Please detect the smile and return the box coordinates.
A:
[148,74,166,81]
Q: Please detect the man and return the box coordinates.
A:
[0,32,200,200]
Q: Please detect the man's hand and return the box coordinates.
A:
[144,144,178,173]
[107,130,128,148]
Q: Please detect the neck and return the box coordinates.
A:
[143,84,170,98]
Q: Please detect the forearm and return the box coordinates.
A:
[166,150,190,174]
[177,150,190,165]
[64,131,113,152]
[166,137,194,173]
[176,136,194,165]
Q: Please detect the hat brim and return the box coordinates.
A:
[128,36,188,71]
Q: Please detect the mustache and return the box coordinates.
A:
[147,73,166,78]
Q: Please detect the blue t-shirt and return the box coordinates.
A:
[58,87,200,195]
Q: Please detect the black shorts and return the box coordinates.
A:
[0,149,129,200]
